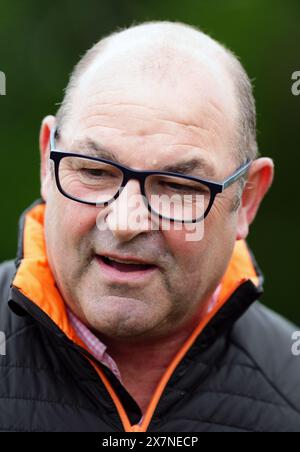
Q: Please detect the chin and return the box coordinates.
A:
[83,296,161,337]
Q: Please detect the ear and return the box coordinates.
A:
[236,157,274,240]
[39,115,56,201]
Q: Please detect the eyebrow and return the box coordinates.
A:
[161,159,215,178]
[68,138,216,178]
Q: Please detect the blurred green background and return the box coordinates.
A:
[0,0,299,323]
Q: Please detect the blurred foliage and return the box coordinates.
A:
[0,0,299,323]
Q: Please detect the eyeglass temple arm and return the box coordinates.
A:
[50,125,58,151]
[222,160,252,191]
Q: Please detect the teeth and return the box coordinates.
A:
[106,256,144,265]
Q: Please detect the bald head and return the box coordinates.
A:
[56,21,258,166]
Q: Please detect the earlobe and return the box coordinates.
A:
[235,157,274,241]
[236,207,249,240]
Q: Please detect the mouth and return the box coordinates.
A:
[95,254,159,283]
[100,255,156,271]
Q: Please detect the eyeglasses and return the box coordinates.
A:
[49,126,252,223]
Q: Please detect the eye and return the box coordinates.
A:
[80,168,105,177]
[160,181,208,194]
[161,181,185,190]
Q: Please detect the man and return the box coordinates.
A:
[0,20,299,433]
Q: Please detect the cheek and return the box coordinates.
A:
[62,204,98,239]
[162,225,207,268]
[162,210,236,275]
[45,195,99,256]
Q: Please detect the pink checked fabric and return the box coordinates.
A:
[67,307,123,383]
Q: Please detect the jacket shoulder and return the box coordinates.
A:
[0,260,16,325]
[0,260,15,300]
[0,259,30,336]
[231,302,300,418]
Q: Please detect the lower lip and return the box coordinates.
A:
[95,256,158,283]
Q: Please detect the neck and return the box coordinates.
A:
[95,313,204,414]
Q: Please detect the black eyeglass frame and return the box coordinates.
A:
[49,126,252,224]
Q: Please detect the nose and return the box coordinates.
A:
[101,179,157,242]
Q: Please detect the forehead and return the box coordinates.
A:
[60,134,217,178]
[62,46,238,175]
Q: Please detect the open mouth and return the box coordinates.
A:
[98,255,157,273]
